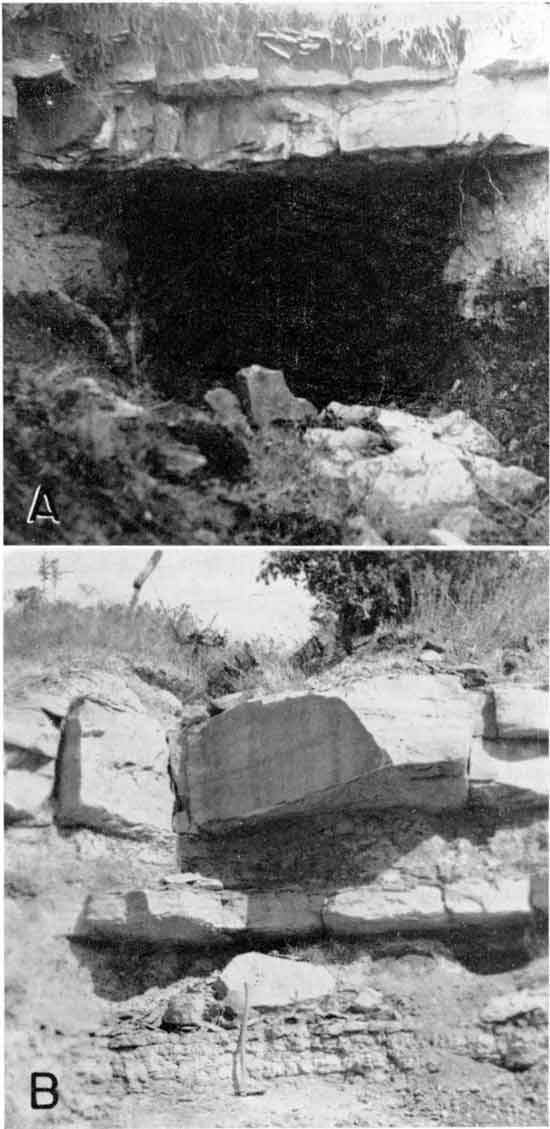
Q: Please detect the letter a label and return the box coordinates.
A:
[26,485,60,525]
[30,1072,59,1109]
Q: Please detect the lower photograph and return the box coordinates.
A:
[4,547,549,1129]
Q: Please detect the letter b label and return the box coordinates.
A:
[31,1073,59,1109]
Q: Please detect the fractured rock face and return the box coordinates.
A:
[174,675,480,833]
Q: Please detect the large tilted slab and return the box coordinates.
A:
[176,676,479,832]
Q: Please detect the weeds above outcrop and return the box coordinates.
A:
[6,550,548,692]
[261,550,549,682]
[3,591,303,700]
[405,554,549,681]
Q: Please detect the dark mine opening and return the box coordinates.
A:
[113,155,464,406]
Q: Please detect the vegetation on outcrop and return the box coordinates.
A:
[5,548,549,1128]
[6,550,548,693]
[3,2,468,84]
[260,550,549,679]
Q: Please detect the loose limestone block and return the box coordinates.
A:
[443,876,531,924]
[218,952,335,1013]
[177,677,476,832]
[349,988,384,1013]
[348,442,477,519]
[236,364,316,428]
[74,893,130,941]
[323,884,448,935]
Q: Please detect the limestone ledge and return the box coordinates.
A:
[73,870,545,945]
[12,75,548,173]
[5,4,548,170]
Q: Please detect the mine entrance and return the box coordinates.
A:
[115,155,464,406]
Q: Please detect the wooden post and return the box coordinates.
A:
[232,982,250,1096]
[129,550,162,613]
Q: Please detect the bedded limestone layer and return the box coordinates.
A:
[73,870,541,945]
[5,671,547,836]
[4,4,548,172]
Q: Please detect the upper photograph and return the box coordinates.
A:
[3,2,548,546]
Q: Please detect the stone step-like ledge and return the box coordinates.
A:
[72,872,543,947]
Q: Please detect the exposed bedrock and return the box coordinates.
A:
[3,5,548,408]
[7,666,547,948]
[73,870,542,945]
[4,4,547,170]
[172,676,548,833]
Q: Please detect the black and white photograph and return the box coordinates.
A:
[2,4,549,1129]
[3,1,548,546]
[3,547,549,1127]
